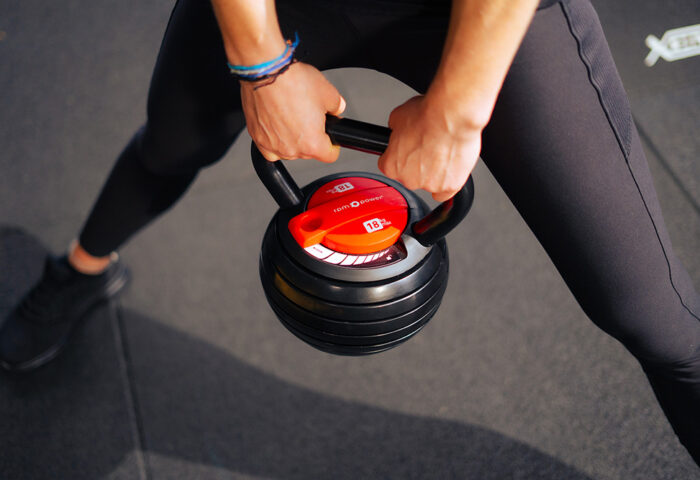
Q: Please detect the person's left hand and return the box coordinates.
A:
[378,94,483,202]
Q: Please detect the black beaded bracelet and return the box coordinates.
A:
[235,57,298,90]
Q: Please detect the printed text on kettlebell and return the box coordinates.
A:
[333,195,384,213]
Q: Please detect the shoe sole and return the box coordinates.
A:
[0,265,131,373]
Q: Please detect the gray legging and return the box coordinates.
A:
[77,0,700,462]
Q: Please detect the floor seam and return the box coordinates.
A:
[110,302,151,480]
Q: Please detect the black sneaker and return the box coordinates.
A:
[0,254,129,372]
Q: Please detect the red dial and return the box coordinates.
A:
[288,177,408,255]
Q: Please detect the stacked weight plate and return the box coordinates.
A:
[259,211,450,356]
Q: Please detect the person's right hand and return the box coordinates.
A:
[240,61,346,163]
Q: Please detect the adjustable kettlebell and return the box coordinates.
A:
[255,115,474,355]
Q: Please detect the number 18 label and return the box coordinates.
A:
[363,218,384,233]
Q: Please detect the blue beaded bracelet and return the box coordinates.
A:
[227,32,299,81]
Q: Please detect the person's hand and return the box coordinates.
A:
[241,62,346,163]
[378,94,483,202]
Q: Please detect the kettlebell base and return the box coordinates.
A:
[259,237,448,356]
[270,299,441,356]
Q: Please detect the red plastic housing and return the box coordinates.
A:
[288,177,408,255]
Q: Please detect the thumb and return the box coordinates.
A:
[321,79,345,116]
[330,95,346,116]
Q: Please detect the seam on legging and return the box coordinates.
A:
[561,1,700,323]
[559,1,631,158]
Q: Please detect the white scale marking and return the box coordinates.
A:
[305,244,333,259]
[340,255,358,265]
[304,245,390,266]
[325,252,347,264]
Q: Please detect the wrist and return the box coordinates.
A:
[229,33,299,90]
[424,82,492,134]
[224,34,287,67]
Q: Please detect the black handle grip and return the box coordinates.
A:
[325,115,390,155]
[251,115,474,246]
[251,143,304,209]
[411,176,474,246]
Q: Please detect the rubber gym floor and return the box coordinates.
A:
[1,1,698,478]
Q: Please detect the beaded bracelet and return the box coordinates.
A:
[227,33,299,89]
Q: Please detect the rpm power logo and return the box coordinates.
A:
[644,24,700,67]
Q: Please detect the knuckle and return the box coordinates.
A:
[259,149,279,162]
[425,177,445,194]
[423,178,439,193]
[401,177,420,190]
[378,156,393,175]
[298,138,316,154]
[279,147,297,159]
[385,165,399,181]
[388,110,399,128]
[449,178,466,193]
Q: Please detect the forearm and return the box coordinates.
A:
[427,0,539,129]
[210,0,286,65]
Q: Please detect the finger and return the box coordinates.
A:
[432,190,457,202]
[377,152,398,180]
[258,145,281,162]
[378,134,401,179]
[388,95,419,129]
[388,106,400,130]
[313,136,341,163]
[329,143,341,162]
[377,155,388,176]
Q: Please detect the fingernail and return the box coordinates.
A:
[338,96,346,114]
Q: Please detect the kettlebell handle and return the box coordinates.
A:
[251,115,474,247]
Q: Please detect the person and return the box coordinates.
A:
[0,0,698,465]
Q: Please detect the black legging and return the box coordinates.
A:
[78,0,700,463]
